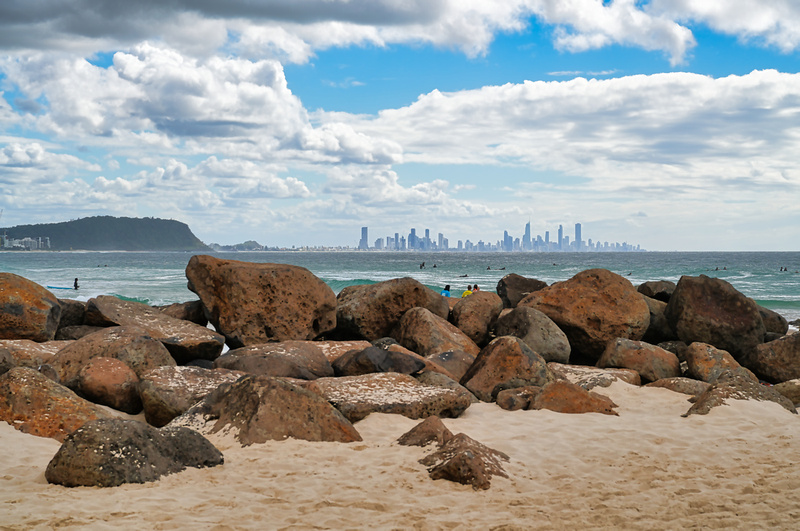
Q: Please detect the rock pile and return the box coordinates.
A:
[1,262,798,490]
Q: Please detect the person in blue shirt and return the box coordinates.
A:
[440,284,451,297]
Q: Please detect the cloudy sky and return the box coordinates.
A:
[1,1,798,251]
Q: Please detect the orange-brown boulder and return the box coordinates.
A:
[519,268,650,361]
[0,273,62,342]
[496,273,547,308]
[530,380,618,416]
[76,357,142,414]
[85,295,225,363]
[335,277,448,341]
[420,432,509,490]
[739,333,800,383]
[186,255,336,348]
[684,370,796,417]
[394,307,480,358]
[451,291,503,346]
[460,336,554,402]
[665,275,765,362]
[596,338,681,383]
[0,339,70,369]
[494,306,571,363]
[0,367,111,441]
[684,342,756,384]
[214,341,334,380]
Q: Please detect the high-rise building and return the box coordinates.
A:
[358,226,369,250]
[408,228,417,249]
[523,221,531,250]
[574,223,582,251]
[394,232,400,250]
[558,225,563,250]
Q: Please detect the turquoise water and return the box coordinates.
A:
[2,251,799,323]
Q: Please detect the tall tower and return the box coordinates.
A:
[558,225,563,251]
[574,223,582,252]
[523,221,531,251]
[359,226,369,250]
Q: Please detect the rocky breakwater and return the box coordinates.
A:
[1,261,799,490]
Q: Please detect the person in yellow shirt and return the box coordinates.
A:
[461,285,473,298]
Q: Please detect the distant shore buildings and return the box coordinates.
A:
[356,222,643,252]
[1,234,51,250]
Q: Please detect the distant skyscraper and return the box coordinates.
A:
[408,228,417,249]
[359,226,369,250]
[523,221,531,250]
[558,225,563,250]
[575,223,582,251]
[394,232,399,250]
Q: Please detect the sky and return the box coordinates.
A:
[0,1,799,251]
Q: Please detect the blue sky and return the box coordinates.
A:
[1,1,799,251]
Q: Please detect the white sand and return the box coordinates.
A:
[3,381,800,530]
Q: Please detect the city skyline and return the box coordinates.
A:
[357,221,642,252]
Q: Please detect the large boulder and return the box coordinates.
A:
[169,375,362,445]
[664,275,765,362]
[451,291,503,346]
[314,372,472,422]
[637,280,676,303]
[311,340,373,363]
[397,416,454,448]
[420,433,509,490]
[460,336,554,402]
[0,367,111,441]
[496,274,547,308]
[494,306,571,364]
[645,377,712,397]
[518,268,650,361]
[640,296,677,344]
[332,346,425,377]
[426,350,477,382]
[56,298,87,329]
[85,295,225,363]
[76,357,142,414]
[596,338,681,383]
[684,342,756,384]
[0,339,69,369]
[52,326,176,390]
[0,273,62,342]
[185,255,336,348]
[684,370,796,417]
[335,278,448,341]
[547,362,641,390]
[138,365,246,427]
[530,380,619,416]
[758,306,789,337]
[158,300,208,326]
[213,341,334,380]
[393,307,480,357]
[45,418,223,487]
[740,333,800,383]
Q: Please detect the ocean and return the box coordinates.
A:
[2,251,799,326]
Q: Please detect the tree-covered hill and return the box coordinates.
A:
[1,216,210,251]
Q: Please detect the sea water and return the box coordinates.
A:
[1,251,799,325]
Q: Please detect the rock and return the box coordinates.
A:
[451,291,503,346]
[56,325,105,340]
[335,277,449,341]
[496,273,547,308]
[683,370,796,416]
[213,341,334,380]
[0,339,69,368]
[530,380,619,416]
[547,362,642,390]
[496,386,542,411]
[332,346,425,377]
[0,273,62,342]
[420,433,509,490]
[169,375,362,445]
[460,336,554,402]
[596,338,681,383]
[158,300,208,326]
[684,342,756,384]
[52,326,176,390]
[519,268,650,361]
[56,298,87,329]
[85,295,225,364]
[314,372,472,423]
[645,377,712,396]
[138,365,247,427]
[494,306,571,364]
[397,416,454,447]
[637,280,676,302]
[773,379,800,405]
[305,340,373,363]
[740,333,800,383]
[657,340,690,363]
[0,349,11,376]
[426,350,476,382]
[0,367,111,441]
[185,255,336,347]
[382,343,459,380]
[641,295,677,344]
[45,418,223,487]
[758,306,789,336]
[665,275,766,362]
[394,307,480,358]
[76,357,142,414]
[414,371,478,404]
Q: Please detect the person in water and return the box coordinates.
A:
[440,285,451,297]
[461,285,473,298]
[473,284,480,292]
[73,278,79,290]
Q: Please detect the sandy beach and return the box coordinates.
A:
[2,380,800,530]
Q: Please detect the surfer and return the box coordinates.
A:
[74,278,79,290]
